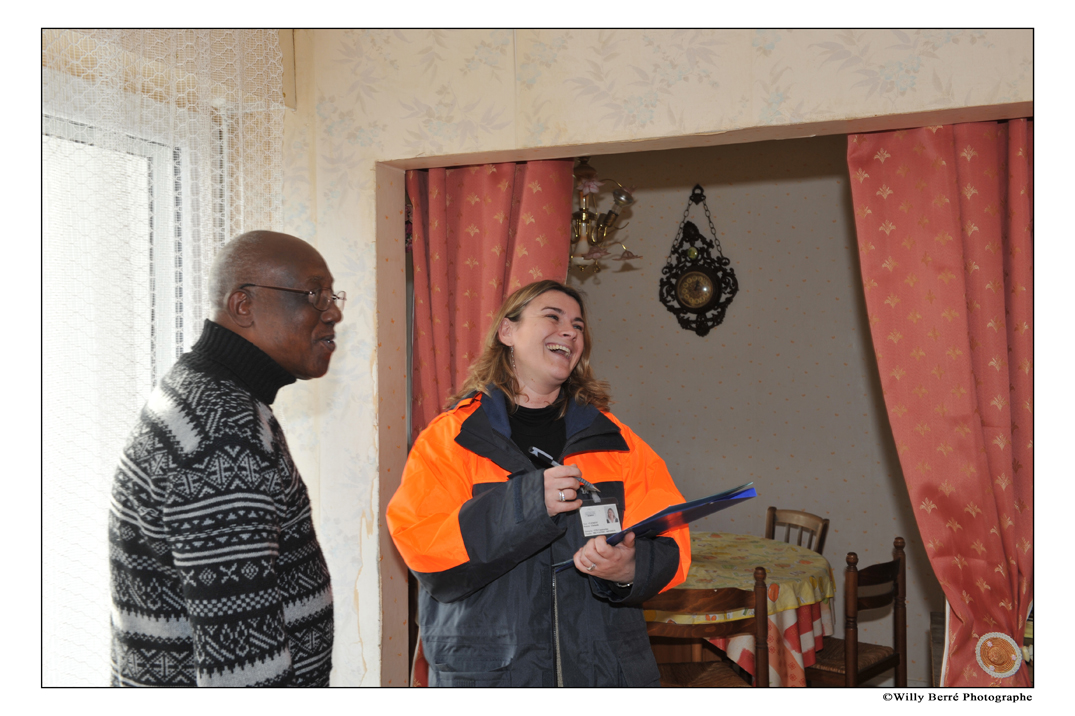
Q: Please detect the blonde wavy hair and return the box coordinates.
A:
[448,280,611,416]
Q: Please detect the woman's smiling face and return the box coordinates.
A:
[499,289,585,399]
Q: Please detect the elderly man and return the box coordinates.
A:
[108,231,343,686]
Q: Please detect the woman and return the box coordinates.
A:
[386,280,691,687]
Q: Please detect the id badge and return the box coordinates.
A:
[580,503,621,537]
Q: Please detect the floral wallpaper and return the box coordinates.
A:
[278,29,1031,685]
[515,29,1030,145]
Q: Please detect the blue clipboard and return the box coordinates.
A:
[553,482,756,572]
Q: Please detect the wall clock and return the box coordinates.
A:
[659,185,739,336]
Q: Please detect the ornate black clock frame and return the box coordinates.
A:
[659,185,739,336]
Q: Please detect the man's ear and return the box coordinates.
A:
[497,317,514,347]
[226,288,255,328]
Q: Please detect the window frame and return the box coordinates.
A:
[43,68,215,383]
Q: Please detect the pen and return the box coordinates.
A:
[527,447,601,495]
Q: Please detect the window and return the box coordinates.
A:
[42,106,209,686]
[42,32,283,683]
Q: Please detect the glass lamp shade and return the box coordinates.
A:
[610,186,635,208]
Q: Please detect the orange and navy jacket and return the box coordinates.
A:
[386,388,691,686]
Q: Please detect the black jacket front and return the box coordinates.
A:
[387,388,690,687]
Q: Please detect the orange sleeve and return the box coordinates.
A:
[618,421,692,592]
[385,415,473,573]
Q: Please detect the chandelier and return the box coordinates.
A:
[569,157,641,274]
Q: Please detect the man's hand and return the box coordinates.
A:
[544,464,583,517]
[573,531,636,584]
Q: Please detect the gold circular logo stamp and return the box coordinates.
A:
[975,632,1022,678]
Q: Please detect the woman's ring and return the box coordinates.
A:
[587,562,596,572]
[558,490,565,502]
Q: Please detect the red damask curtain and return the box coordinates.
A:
[407,161,573,440]
[847,121,1032,686]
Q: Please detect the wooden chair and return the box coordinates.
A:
[645,567,769,687]
[805,537,906,687]
[765,506,829,555]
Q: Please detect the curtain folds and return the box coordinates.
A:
[847,121,1033,686]
[407,161,573,439]
[42,29,284,685]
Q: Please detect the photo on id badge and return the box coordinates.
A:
[580,503,620,537]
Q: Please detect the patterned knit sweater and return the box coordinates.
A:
[109,320,333,686]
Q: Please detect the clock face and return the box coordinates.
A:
[676,271,715,310]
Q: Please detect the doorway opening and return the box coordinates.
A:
[373,100,1032,687]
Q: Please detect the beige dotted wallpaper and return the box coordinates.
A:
[567,134,944,686]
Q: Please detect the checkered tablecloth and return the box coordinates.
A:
[644,532,837,687]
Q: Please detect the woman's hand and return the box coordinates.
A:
[573,531,636,584]
[544,464,583,517]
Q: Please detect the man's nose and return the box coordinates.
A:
[323,301,343,323]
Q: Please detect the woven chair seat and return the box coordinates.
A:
[804,539,906,687]
[658,661,752,687]
[809,637,895,674]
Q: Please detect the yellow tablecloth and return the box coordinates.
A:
[645,532,836,624]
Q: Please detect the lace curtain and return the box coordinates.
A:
[42,29,284,685]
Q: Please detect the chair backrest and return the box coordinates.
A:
[765,506,829,554]
[645,567,769,687]
[843,537,906,686]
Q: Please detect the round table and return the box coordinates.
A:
[644,533,837,687]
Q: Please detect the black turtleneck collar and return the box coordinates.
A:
[187,319,296,405]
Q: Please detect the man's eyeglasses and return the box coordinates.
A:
[239,284,346,312]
